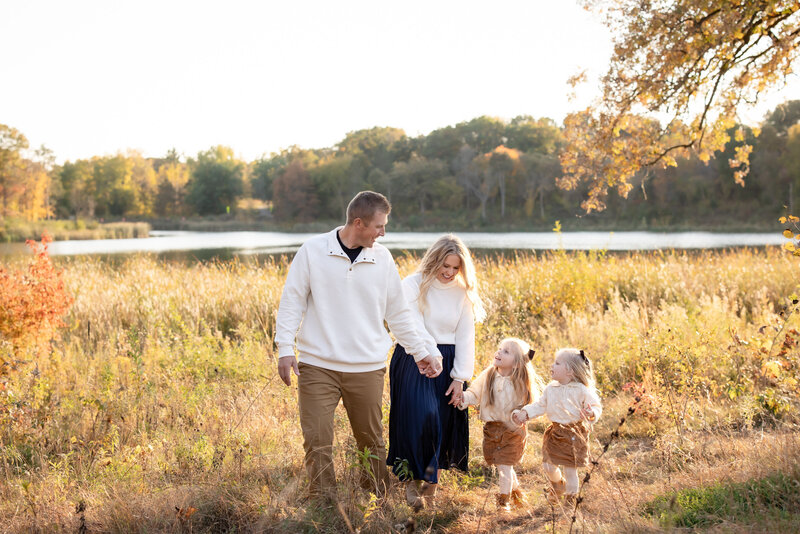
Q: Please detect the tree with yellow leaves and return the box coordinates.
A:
[0,124,30,218]
[560,0,800,212]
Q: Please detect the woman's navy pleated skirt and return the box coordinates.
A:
[387,343,469,483]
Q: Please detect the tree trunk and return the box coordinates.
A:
[539,188,545,219]
[499,174,506,217]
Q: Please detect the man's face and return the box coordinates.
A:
[354,211,388,248]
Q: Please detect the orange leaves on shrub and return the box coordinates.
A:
[0,233,73,357]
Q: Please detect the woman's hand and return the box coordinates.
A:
[445,380,464,406]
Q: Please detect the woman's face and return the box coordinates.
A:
[436,253,461,283]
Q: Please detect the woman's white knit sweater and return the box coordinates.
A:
[402,272,475,381]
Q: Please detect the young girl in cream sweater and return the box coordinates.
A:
[512,348,602,507]
[459,338,544,510]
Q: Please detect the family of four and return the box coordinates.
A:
[275,191,602,512]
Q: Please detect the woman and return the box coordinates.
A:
[387,234,485,509]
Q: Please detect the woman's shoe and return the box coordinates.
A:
[545,478,566,506]
[405,481,424,511]
[495,493,511,512]
[420,481,437,507]
[510,488,527,508]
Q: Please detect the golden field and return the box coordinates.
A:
[1,247,799,533]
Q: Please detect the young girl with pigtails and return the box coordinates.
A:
[512,348,602,507]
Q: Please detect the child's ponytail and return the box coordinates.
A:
[557,348,596,389]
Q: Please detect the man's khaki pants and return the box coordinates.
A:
[297,362,389,497]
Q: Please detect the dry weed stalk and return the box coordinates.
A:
[75,500,87,534]
[566,392,647,534]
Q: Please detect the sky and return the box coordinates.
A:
[1,1,797,164]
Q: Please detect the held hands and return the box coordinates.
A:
[511,409,528,426]
[416,355,443,378]
[278,356,300,386]
[580,403,596,422]
[445,380,464,406]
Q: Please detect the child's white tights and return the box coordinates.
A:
[496,464,520,495]
[542,462,579,494]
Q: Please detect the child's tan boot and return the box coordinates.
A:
[545,477,566,505]
[495,493,512,512]
[510,488,527,508]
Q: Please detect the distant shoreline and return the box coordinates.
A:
[1,216,782,243]
[1,220,151,243]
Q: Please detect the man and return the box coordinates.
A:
[275,191,441,499]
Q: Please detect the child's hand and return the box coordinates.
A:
[581,403,596,421]
[445,380,464,406]
[511,409,528,426]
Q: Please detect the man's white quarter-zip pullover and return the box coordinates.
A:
[275,227,428,372]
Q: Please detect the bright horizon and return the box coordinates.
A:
[2,1,797,164]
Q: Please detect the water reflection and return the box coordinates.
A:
[0,230,785,262]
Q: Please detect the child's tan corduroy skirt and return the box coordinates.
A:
[542,421,590,468]
[482,422,527,465]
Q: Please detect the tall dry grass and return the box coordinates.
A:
[1,248,799,532]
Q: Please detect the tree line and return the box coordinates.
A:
[1,101,799,229]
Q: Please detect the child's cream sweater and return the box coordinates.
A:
[460,366,526,427]
[519,381,602,424]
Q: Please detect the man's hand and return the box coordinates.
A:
[416,355,442,378]
[278,356,300,386]
[445,380,464,406]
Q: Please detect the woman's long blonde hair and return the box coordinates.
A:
[416,234,485,322]
[485,338,545,409]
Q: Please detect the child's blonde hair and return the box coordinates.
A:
[555,348,597,389]
[485,337,544,409]
[416,234,486,322]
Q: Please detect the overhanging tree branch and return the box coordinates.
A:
[561,0,800,212]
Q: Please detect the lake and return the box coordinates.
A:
[0,230,787,261]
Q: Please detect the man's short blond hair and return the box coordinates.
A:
[346,191,391,224]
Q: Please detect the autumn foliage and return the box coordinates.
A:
[562,1,800,212]
[0,234,73,360]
